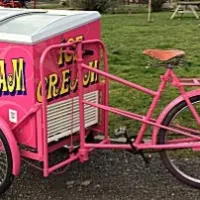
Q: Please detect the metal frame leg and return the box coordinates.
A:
[171,5,181,19]
[189,5,199,19]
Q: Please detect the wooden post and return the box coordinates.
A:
[148,0,152,22]
[33,0,36,9]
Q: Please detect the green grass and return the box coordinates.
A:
[101,12,200,134]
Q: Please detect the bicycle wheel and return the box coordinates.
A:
[0,130,14,194]
[158,95,200,188]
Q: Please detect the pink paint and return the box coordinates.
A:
[1,12,200,185]
[39,21,101,176]
[0,18,101,176]
[76,40,200,152]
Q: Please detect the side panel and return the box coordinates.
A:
[33,20,101,142]
[0,42,36,148]
[34,20,101,103]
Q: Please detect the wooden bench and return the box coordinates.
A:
[170,1,200,19]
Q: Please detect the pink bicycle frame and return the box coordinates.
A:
[76,40,200,154]
[39,39,200,176]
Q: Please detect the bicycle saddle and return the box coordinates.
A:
[143,49,185,62]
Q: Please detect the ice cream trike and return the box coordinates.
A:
[0,8,200,194]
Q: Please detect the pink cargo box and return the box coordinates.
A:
[0,8,101,148]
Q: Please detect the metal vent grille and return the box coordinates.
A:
[47,91,98,143]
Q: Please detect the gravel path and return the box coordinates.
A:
[1,150,200,200]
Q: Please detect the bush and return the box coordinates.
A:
[151,0,166,12]
[71,0,122,13]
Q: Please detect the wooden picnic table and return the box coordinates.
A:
[170,1,200,19]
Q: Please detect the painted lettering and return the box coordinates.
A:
[0,58,26,96]
[60,69,70,96]
[47,73,59,100]
[0,60,8,92]
[36,60,98,103]
[58,35,84,67]
[89,60,98,84]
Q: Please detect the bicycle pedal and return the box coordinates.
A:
[139,151,152,167]
[114,127,127,138]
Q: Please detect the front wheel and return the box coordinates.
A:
[0,130,14,194]
[158,95,200,188]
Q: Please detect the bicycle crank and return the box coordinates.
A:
[114,127,152,167]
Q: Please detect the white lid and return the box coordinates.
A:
[0,8,101,44]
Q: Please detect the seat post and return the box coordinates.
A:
[166,63,174,69]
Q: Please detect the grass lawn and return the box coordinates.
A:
[101,12,200,134]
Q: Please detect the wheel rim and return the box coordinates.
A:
[0,139,8,185]
[165,100,200,184]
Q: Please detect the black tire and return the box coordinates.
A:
[158,95,200,188]
[0,130,14,194]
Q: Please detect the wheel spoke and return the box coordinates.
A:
[0,137,8,186]
[160,96,200,187]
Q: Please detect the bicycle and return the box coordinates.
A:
[74,41,200,188]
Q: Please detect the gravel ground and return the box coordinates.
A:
[1,150,200,200]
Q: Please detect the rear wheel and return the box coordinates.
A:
[159,95,200,188]
[0,130,14,194]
